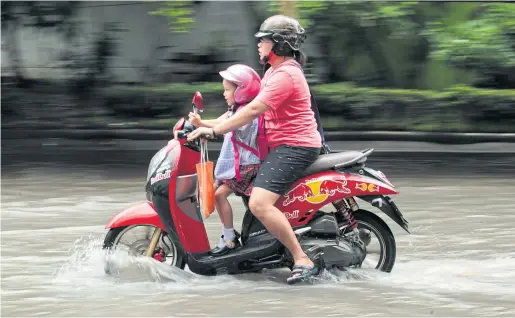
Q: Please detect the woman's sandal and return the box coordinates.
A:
[286,264,320,285]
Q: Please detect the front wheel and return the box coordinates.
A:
[103,225,186,274]
[342,209,397,272]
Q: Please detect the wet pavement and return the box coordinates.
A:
[2,142,515,316]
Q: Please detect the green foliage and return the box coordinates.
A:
[149,1,195,33]
[265,1,432,87]
[266,1,326,29]
[311,83,515,131]
[426,3,515,88]
[264,2,515,89]
[266,1,420,31]
[103,83,515,132]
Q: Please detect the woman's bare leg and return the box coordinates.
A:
[248,187,313,267]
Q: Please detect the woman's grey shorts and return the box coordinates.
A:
[253,145,321,195]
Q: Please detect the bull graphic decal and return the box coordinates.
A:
[282,176,351,207]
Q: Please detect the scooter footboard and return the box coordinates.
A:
[359,195,410,233]
[105,201,165,230]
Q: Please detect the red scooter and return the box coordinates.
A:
[103,92,409,276]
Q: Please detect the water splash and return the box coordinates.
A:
[52,235,196,291]
[51,235,515,301]
[51,235,387,288]
[51,235,275,293]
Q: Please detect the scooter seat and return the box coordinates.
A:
[301,151,368,177]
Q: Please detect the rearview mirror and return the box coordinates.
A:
[192,91,204,113]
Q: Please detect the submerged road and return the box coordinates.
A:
[2,140,515,316]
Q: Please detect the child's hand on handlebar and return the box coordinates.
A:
[187,127,215,142]
[188,112,203,127]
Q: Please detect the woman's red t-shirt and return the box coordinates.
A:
[255,60,322,150]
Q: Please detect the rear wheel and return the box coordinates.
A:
[342,209,397,272]
[103,225,186,274]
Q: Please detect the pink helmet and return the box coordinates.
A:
[219,64,261,105]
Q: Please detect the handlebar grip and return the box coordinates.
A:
[176,129,214,142]
[176,130,187,139]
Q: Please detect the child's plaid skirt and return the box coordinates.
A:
[215,164,260,196]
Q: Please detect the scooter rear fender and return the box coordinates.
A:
[359,195,410,233]
[105,201,165,230]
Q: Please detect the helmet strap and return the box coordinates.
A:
[272,40,296,58]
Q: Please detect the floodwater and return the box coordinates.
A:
[2,157,515,316]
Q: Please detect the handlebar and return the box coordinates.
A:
[176,129,215,141]
[177,120,219,141]
[176,130,188,139]
[175,120,216,154]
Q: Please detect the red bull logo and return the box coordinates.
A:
[355,182,380,192]
[282,176,351,207]
[284,210,299,219]
[150,169,171,185]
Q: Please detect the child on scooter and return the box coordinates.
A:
[188,64,262,255]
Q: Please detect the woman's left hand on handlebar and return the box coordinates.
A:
[187,127,214,142]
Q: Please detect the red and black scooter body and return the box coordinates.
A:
[105,119,409,276]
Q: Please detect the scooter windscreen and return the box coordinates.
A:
[147,146,168,181]
[145,144,179,198]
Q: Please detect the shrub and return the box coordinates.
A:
[311,84,515,132]
[103,82,515,132]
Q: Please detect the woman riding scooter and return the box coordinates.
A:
[188,15,322,285]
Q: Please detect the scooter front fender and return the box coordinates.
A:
[105,201,165,230]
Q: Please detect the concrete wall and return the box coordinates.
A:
[1,1,267,83]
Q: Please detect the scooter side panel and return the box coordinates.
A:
[275,171,399,227]
[105,201,165,230]
[168,145,211,254]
